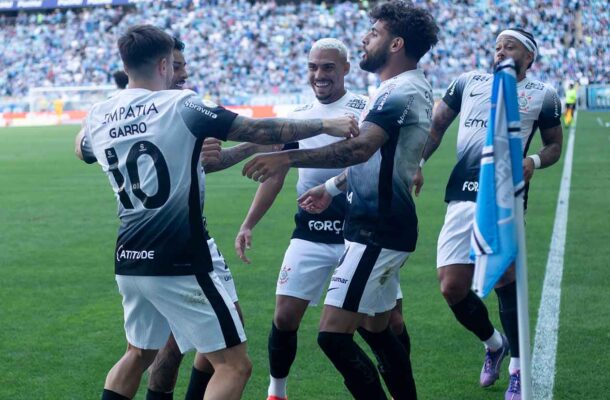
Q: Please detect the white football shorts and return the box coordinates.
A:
[208,238,238,303]
[437,201,476,268]
[116,272,246,354]
[324,240,410,316]
[276,238,345,306]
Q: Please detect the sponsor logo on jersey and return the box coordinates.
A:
[308,220,342,234]
[346,98,367,110]
[525,81,544,91]
[184,290,208,305]
[278,265,292,285]
[103,103,158,125]
[116,245,155,261]
[184,100,218,119]
[472,74,492,82]
[464,118,488,128]
[469,91,485,97]
[331,276,349,284]
[462,181,479,192]
[397,95,415,126]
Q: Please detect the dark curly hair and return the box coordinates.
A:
[369,1,439,61]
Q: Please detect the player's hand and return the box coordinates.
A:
[298,184,332,214]
[235,226,253,264]
[412,167,424,197]
[242,152,290,182]
[200,138,222,166]
[323,115,359,138]
[523,157,535,183]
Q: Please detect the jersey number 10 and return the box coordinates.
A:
[104,140,170,209]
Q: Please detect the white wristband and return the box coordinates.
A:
[418,158,426,169]
[528,154,541,169]
[324,177,343,197]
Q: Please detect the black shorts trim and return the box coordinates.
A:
[342,245,382,312]
[195,273,242,349]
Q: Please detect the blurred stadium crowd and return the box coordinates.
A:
[0,0,607,106]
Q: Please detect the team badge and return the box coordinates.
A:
[278,265,292,285]
[518,91,532,112]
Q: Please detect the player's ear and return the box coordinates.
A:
[391,36,404,54]
[344,61,350,76]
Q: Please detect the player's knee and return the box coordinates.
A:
[440,279,470,305]
[217,355,252,381]
[388,311,405,335]
[273,310,301,331]
[127,345,157,368]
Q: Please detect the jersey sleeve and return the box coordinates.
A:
[80,133,97,164]
[538,86,562,129]
[442,73,469,113]
[178,95,238,140]
[364,85,417,137]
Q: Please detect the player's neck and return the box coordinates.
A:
[378,58,418,82]
[517,72,527,83]
[128,78,166,91]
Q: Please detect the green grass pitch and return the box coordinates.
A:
[1,111,608,399]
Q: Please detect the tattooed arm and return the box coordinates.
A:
[225,114,358,144]
[241,122,387,182]
[203,139,278,173]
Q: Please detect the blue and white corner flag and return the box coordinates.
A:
[471,59,525,298]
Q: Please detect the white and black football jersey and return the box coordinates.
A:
[82,88,238,276]
[442,71,561,203]
[286,91,367,244]
[345,69,434,252]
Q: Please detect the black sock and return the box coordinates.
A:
[146,389,173,400]
[317,331,387,400]
[393,323,411,357]
[358,327,417,400]
[184,366,213,400]
[449,290,495,341]
[268,321,298,378]
[102,389,130,400]
[496,282,519,357]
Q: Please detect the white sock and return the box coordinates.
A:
[509,357,520,374]
[483,329,503,351]
[268,375,288,398]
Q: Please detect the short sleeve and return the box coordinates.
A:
[442,73,469,113]
[538,87,562,129]
[80,134,97,164]
[364,87,417,137]
[178,95,238,140]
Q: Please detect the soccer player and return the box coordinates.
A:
[412,28,563,400]
[243,2,439,398]
[113,70,129,90]
[75,24,357,400]
[564,82,577,126]
[145,37,277,400]
[233,38,368,400]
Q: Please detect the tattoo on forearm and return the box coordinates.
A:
[204,143,257,173]
[229,117,323,144]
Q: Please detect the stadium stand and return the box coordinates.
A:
[0,0,607,109]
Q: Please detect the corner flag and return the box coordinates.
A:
[471,59,525,298]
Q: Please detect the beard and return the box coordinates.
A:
[359,46,390,73]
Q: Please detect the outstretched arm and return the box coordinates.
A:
[202,138,279,173]
[226,114,358,144]
[242,121,387,182]
[235,170,289,263]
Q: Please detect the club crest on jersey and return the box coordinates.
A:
[518,91,532,112]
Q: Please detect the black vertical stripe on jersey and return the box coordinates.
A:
[343,245,382,312]
[188,137,214,272]
[377,132,399,229]
[195,273,242,348]
[522,121,539,211]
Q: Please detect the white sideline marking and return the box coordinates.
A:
[531,112,577,399]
